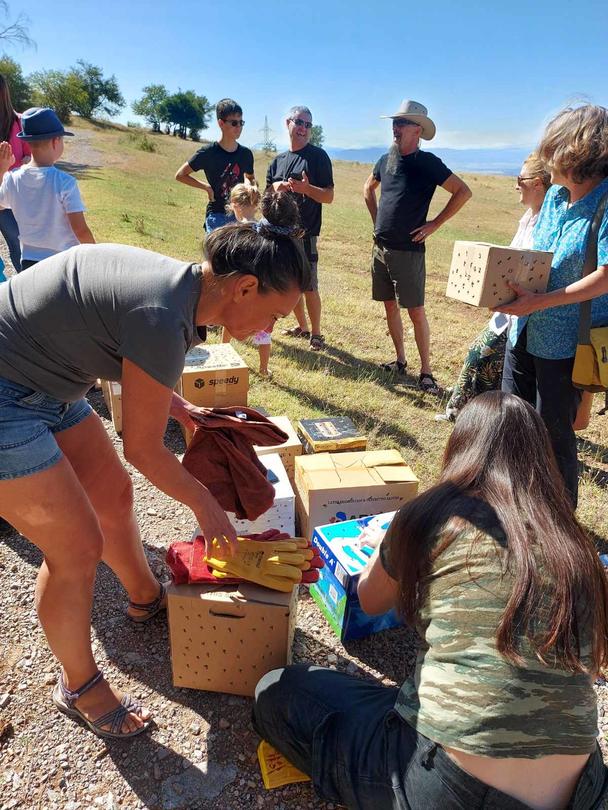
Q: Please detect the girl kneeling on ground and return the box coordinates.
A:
[254,391,608,810]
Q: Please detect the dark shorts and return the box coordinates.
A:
[371,242,426,308]
[303,236,319,292]
[253,664,608,810]
[0,376,92,480]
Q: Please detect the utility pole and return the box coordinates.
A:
[259,116,276,154]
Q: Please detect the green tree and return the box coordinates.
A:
[28,69,88,123]
[132,84,168,132]
[69,60,125,118]
[0,54,30,109]
[310,124,324,147]
[159,90,211,139]
[0,2,34,50]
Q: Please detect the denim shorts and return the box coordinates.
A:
[0,376,92,480]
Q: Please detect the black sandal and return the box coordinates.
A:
[127,581,167,623]
[418,373,441,394]
[380,359,407,375]
[281,326,310,339]
[309,334,325,351]
[52,670,150,739]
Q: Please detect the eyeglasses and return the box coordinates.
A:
[393,118,420,128]
[516,175,536,184]
[222,119,245,127]
[290,118,313,129]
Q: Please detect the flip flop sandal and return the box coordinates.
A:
[309,334,325,351]
[380,359,407,374]
[419,374,441,394]
[281,326,310,339]
[127,580,167,623]
[52,670,150,740]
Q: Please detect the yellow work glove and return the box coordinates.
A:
[206,536,312,593]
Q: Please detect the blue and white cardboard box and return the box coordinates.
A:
[310,512,400,641]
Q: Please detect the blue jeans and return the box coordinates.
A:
[0,209,21,272]
[0,377,92,479]
[502,326,581,506]
[204,212,236,233]
[253,665,608,809]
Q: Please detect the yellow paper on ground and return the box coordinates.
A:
[257,740,311,789]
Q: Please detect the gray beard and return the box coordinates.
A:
[386,143,401,175]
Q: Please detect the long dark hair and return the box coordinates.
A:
[390,391,608,674]
[0,74,18,142]
[204,190,310,294]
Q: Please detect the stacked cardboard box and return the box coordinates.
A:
[254,416,302,485]
[100,380,122,434]
[446,241,552,307]
[297,416,367,454]
[167,582,297,696]
[294,449,419,540]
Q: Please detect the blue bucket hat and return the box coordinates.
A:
[16,107,74,141]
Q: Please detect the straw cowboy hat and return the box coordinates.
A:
[380,100,436,141]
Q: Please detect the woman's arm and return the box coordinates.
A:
[496,264,608,317]
[120,358,237,556]
[357,547,399,615]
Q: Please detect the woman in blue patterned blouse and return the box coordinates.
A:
[498,104,608,506]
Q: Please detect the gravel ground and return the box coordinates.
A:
[0,391,422,810]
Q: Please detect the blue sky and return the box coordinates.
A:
[8,0,608,150]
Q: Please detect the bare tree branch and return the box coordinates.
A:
[0,2,35,50]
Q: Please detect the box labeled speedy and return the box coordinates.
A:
[178,344,249,407]
[310,513,400,641]
[167,582,297,696]
[294,449,419,540]
[446,241,553,308]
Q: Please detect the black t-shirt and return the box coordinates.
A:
[373,150,451,252]
[266,144,334,236]
[188,142,254,215]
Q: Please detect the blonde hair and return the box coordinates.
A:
[227,183,261,216]
[538,105,608,183]
[522,151,551,190]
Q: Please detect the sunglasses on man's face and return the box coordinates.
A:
[223,119,245,127]
[291,118,313,129]
[393,118,420,128]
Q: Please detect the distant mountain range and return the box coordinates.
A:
[325,146,532,176]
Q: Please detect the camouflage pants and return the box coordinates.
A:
[447,326,507,416]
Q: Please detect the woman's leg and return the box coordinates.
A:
[0,458,148,733]
[54,410,161,614]
[0,209,21,271]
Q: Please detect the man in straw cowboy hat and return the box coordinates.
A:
[364,100,471,393]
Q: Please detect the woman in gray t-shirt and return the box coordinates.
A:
[0,191,309,739]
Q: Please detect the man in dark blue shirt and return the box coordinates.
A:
[364,100,471,393]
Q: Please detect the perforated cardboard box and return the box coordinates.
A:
[101,380,122,434]
[294,449,419,540]
[446,241,553,307]
[167,582,297,696]
[254,416,303,484]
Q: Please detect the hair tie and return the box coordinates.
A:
[254,218,296,237]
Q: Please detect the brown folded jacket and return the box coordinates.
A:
[181,406,288,520]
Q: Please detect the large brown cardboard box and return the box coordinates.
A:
[177,344,249,445]
[177,344,249,407]
[294,449,419,540]
[167,582,297,696]
[254,416,303,484]
[100,380,122,434]
[446,241,553,307]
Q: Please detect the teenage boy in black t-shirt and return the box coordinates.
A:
[266,106,334,351]
[175,98,256,232]
[363,100,471,393]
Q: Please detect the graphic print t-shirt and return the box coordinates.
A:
[188,142,254,216]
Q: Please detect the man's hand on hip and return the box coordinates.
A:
[410,220,440,243]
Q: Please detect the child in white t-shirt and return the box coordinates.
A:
[0,107,95,271]
[221,183,274,377]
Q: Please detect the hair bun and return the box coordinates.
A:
[260,190,303,238]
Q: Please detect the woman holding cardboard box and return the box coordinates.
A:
[0,191,309,739]
[498,104,608,506]
[254,391,608,809]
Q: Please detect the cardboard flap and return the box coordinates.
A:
[376,464,417,483]
[236,582,294,607]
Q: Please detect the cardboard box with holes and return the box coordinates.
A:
[446,241,553,308]
[167,582,297,696]
[101,380,122,434]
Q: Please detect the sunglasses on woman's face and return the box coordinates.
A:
[223,119,245,127]
[517,176,536,184]
[291,118,313,129]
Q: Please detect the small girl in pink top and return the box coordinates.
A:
[0,73,30,271]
